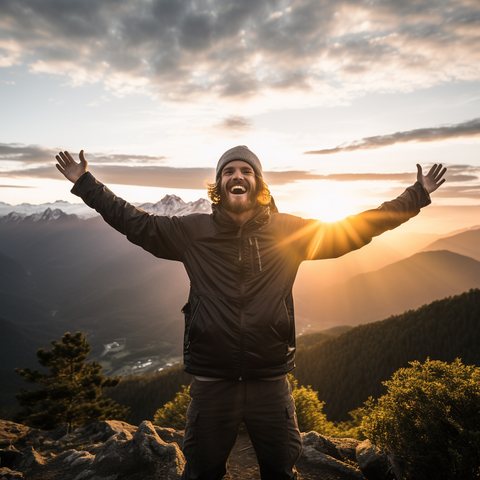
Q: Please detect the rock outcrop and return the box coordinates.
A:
[0,420,184,480]
[0,419,401,480]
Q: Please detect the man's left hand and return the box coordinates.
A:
[417,164,447,194]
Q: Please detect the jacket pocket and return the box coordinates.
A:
[183,297,201,352]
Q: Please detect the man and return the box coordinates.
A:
[55,146,446,479]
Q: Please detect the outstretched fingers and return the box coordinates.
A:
[55,150,88,183]
[416,163,447,194]
[79,149,87,165]
[55,151,73,171]
[430,164,447,186]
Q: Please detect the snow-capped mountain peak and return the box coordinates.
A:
[137,195,211,216]
[0,208,78,224]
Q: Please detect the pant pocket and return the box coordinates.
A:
[183,404,199,463]
[286,401,302,462]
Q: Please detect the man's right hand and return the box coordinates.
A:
[56,150,88,184]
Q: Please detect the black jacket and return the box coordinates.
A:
[72,172,430,379]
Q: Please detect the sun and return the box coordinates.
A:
[308,200,353,222]
[298,183,358,222]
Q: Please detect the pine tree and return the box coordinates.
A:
[15,331,129,430]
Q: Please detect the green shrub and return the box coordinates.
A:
[288,374,337,435]
[334,408,365,440]
[153,384,190,430]
[362,358,480,480]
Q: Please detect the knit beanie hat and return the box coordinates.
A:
[215,145,263,182]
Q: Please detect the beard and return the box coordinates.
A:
[222,194,259,214]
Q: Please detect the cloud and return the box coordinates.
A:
[0,144,167,165]
[1,0,479,102]
[90,154,167,164]
[305,118,480,154]
[88,165,214,189]
[3,164,215,190]
[215,115,253,131]
[268,169,478,184]
[0,144,58,163]
[433,185,480,199]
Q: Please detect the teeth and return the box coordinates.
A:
[231,185,246,193]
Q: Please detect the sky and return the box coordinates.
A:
[1,0,480,233]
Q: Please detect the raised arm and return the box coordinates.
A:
[298,163,447,260]
[55,150,88,184]
[55,150,191,262]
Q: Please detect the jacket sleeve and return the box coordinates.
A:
[297,181,431,260]
[71,172,188,261]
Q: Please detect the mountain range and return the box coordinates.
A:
[1,197,480,405]
[0,195,211,220]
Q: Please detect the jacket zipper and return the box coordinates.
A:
[237,225,246,380]
[254,237,262,272]
[248,237,263,274]
[236,212,265,380]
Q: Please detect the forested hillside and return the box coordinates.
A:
[294,288,480,421]
[106,364,191,425]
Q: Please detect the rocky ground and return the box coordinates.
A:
[0,419,402,480]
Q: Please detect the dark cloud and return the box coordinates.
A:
[0,144,58,163]
[305,118,480,154]
[1,0,479,101]
[3,165,215,190]
[0,144,166,164]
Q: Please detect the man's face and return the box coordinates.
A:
[220,160,258,214]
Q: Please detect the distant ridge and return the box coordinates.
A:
[297,249,480,328]
[422,226,480,262]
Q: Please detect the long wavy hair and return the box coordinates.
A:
[207,175,271,206]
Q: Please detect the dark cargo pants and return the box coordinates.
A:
[181,376,302,480]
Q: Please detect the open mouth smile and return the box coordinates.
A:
[229,185,247,195]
